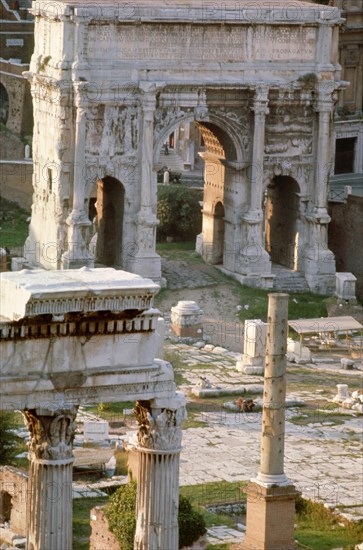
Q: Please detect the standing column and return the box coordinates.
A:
[61,101,93,269]
[258,293,289,484]
[238,86,271,277]
[128,84,161,280]
[303,87,336,294]
[250,86,269,214]
[243,294,296,550]
[22,406,78,550]
[133,393,187,550]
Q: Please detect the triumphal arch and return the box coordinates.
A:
[24,0,344,293]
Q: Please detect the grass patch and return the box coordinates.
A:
[295,496,363,549]
[73,496,109,550]
[206,544,230,550]
[157,240,196,253]
[288,408,351,427]
[85,401,136,422]
[237,286,328,323]
[0,197,30,248]
[180,480,247,508]
[164,350,190,385]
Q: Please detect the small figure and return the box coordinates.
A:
[164,143,169,155]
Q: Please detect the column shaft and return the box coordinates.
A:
[258,293,289,484]
[316,109,332,209]
[250,87,269,215]
[27,459,73,550]
[135,450,180,550]
[140,94,156,211]
[73,106,87,212]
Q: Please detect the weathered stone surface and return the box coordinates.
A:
[23,0,343,294]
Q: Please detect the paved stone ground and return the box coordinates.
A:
[167,341,363,521]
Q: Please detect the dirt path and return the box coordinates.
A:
[155,257,245,351]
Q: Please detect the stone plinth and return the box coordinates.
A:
[333,384,350,402]
[84,421,109,442]
[236,319,267,374]
[171,301,203,338]
[335,272,357,302]
[242,482,297,550]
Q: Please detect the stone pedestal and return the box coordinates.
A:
[333,384,350,403]
[335,272,357,302]
[243,482,297,550]
[22,406,78,550]
[171,301,203,338]
[133,394,187,550]
[236,319,267,374]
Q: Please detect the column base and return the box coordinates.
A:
[242,481,298,550]
[127,253,162,283]
[303,246,336,294]
[61,253,94,270]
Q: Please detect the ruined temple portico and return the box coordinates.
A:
[0,268,185,550]
[21,0,346,294]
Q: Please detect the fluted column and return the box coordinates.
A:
[133,393,187,550]
[61,102,93,269]
[250,86,269,214]
[238,86,271,277]
[22,406,78,550]
[128,84,161,280]
[303,87,336,293]
[140,91,156,213]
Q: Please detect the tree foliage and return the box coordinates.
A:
[0,411,21,465]
[157,185,203,241]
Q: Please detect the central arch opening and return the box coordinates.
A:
[94,176,125,267]
[265,176,300,270]
[155,114,238,268]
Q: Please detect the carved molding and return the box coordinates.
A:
[22,407,78,461]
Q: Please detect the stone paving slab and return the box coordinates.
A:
[207,526,245,545]
[180,413,363,514]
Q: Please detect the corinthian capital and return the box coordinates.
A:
[22,406,78,461]
[134,394,187,452]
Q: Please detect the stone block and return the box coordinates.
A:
[84,421,109,442]
[287,338,312,363]
[333,384,350,403]
[156,317,165,359]
[340,358,355,370]
[236,320,267,373]
[335,272,357,301]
